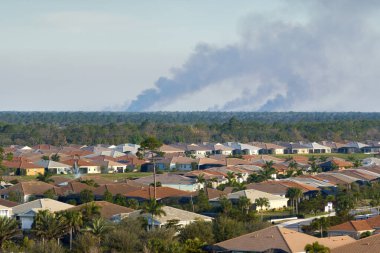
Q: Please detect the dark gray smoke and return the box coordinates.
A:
[127,1,380,112]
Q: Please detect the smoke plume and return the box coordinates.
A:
[127,1,380,112]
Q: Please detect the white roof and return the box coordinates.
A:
[12,198,73,216]
[226,189,288,202]
[147,206,212,224]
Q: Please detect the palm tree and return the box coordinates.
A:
[51,153,60,162]
[353,159,362,168]
[288,160,298,170]
[84,217,111,246]
[255,197,270,220]
[304,241,330,253]
[196,173,209,198]
[286,187,303,214]
[80,202,101,224]
[138,137,163,199]
[0,216,20,247]
[311,217,330,238]
[237,196,251,215]
[36,171,54,183]
[226,171,236,185]
[62,211,83,250]
[32,210,67,244]
[141,198,166,230]
[261,161,276,180]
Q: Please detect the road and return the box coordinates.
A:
[276,212,336,232]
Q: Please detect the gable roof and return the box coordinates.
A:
[126,186,194,200]
[93,183,141,196]
[147,205,212,224]
[134,173,197,186]
[12,198,73,215]
[0,198,18,207]
[332,233,380,253]
[215,226,354,253]
[0,181,54,196]
[329,220,374,232]
[68,201,134,219]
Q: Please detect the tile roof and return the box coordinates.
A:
[68,201,134,219]
[215,226,354,253]
[332,233,380,253]
[0,198,18,207]
[12,198,73,215]
[329,220,374,232]
[93,183,141,196]
[126,186,194,200]
[147,205,212,224]
[0,181,55,196]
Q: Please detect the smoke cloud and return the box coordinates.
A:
[127,1,380,112]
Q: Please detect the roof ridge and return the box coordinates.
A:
[276,227,293,253]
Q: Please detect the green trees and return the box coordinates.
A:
[103,190,113,203]
[237,196,251,215]
[51,153,60,162]
[304,241,330,253]
[36,171,54,183]
[79,189,94,204]
[84,217,111,245]
[0,216,20,247]
[62,210,83,250]
[261,161,276,181]
[286,187,303,214]
[32,210,67,244]
[255,197,270,220]
[179,220,214,244]
[196,190,211,212]
[310,217,330,238]
[141,198,166,230]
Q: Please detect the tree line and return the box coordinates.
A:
[0,116,379,146]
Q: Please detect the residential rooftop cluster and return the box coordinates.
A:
[0,140,379,252]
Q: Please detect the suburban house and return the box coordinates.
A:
[126,186,194,202]
[304,142,332,153]
[35,160,72,174]
[253,142,286,155]
[0,199,17,217]
[208,226,354,253]
[67,201,135,222]
[169,156,197,171]
[361,141,380,154]
[210,143,234,156]
[0,181,55,203]
[214,189,289,210]
[134,173,201,191]
[114,143,140,154]
[141,205,212,229]
[186,144,212,157]
[93,183,141,199]
[338,142,368,154]
[96,160,128,173]
[328,220,375,239]
[12,198,73,230]
[319,157,354,171]
[61,159,101,174]
[159,144,185,154]
[332,233,380,253]
[224,142,261,155]
[1,159,45,176]
[281,142,310,155]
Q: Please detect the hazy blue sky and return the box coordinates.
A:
[1,1,379,111]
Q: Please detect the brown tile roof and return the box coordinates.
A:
[54,181,95,196]
[332,233,380,253]
[0,198,18,207]
[1,159,44,169]
[329,220,374,232]
[67,201,134,219]
[126,186,194,200]
[61,159,98,167]
[0,181,54,196]
[204,188,226,200]
[93,183,141,196]
[226,158,253,166]
[215,226,354,253]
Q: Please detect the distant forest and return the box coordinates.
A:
[0,112,379,145]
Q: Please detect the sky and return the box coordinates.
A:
[0,0,379,111]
